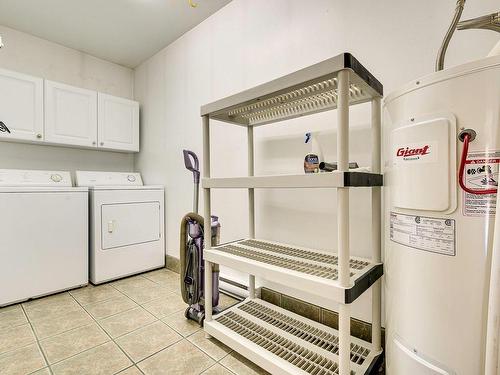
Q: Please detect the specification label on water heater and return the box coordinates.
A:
[390,212,456,256]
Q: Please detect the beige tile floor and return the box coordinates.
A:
[0,269,269,375]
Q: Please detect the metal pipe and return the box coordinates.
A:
[337,68,351,375]
[193,188,199,214]
[457,11,500,33]
[435,0,466,71]
[202,115,213,325]
[248,126,256,299]
[371,97,382,352]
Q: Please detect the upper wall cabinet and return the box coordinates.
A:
[44,80,98,148]
[0,68,139,153]
[98,93,139,152]
[0,69,44,142]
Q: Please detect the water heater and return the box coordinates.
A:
[384,53,500,374]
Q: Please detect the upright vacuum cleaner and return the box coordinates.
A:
[180,150,220,325]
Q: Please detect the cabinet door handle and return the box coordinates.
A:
[100,142,104,146]
[36,134,42,139]
[0,121,11,134]
[92,141,96,145]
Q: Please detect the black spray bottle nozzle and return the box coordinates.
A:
[305,132,312,144]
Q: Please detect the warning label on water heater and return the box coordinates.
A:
[462,150,500,217]
[390,212,456,256]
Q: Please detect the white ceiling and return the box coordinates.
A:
[0,0,231,68]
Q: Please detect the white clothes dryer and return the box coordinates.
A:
[76,171,165,284]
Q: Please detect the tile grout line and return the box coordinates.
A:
[0,270,185,375]
[159,315,202,338]
[48,341,121,372]
[110,316,168,341]
[29,321,107,367]
[22,293,243,375]
[68,285,186,371]
[112,364,145,375]
[82,300,139,321]
[20,303,54,375]
[108,278,181,304]
[204,361,237,375]
[184,329,234,362]
[66,291,138,370]
[27,293,115,369]
[114,290,179,307]
[128,336,185,370]
[85,276,239,364]
[131,337,202,370]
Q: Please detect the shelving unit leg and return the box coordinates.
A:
[203,115,214,331]
[248,126,256,298]
[337,68,351,375]
[371,97,382,352]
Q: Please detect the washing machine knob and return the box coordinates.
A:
[127,175,136,182]
[51,174,62,183]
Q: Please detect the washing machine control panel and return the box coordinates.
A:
[75,171,143,187]
[0,169,72,186]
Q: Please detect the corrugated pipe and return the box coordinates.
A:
[435,0,466,71]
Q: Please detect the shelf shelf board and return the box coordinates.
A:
[201,53,383,127]
[202,171,383,189]
[207,298,383,375]
[205,239,383,304]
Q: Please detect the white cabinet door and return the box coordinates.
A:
[45,80,97,148]
[98,93,139,152]
[0,69,44,142]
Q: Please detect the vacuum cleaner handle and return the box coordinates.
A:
[183,150,200,184]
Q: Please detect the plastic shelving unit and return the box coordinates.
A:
[201,53,383,375]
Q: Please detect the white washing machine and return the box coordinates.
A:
[76,171,165,284]
[0,169,88,306]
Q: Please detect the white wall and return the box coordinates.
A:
[0,25,135,173]
[134,0,499,320]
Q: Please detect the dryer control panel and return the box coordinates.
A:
[75,171,143,187]
[0,169,72,186]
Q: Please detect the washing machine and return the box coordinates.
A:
[0,169,88,306]
[76,171,165,284]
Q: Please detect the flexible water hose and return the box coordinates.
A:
[459,133,498,195]
[436,0,466,71]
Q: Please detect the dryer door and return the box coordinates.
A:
[101,201,160,250]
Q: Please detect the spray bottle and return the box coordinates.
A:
[304,132,323,173]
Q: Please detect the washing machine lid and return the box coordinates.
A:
[0,169,85,192]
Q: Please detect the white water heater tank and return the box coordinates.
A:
[384,54,500,374]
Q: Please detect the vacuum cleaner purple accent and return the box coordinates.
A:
[180,150,220,325]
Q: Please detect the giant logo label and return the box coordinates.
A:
[395,145,430,160]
